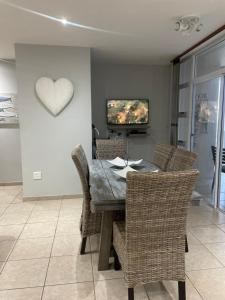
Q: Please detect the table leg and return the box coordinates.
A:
[98,211,113,271]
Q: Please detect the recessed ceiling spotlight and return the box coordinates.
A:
[61,18,68,25]
[175,15,203,35]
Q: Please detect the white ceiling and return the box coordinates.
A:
[0,0,225,64]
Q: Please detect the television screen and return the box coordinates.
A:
[107,99,149,125]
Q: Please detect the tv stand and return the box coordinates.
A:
[127,129,148,137]
[108,126,149,138]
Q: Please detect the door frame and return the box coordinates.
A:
[190,75,225,209]
[217,76,225,211]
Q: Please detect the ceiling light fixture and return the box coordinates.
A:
[0,0,127,35]
[175,16,203,35]
[61,18,68,25]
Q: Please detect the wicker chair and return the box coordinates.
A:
[71,144,102,254]
[167,148,198,171]
[152,144,175,171]
[211,145,225,192]
[166,148,198,253]
[113,170,199,300]
[96,138,127,160]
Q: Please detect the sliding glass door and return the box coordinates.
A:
[191,77,224,207]
[218,85,225,211]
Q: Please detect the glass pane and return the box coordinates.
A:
[192,77,222,206]
[196,42,225,77]
[180,58,192,85]
[179,87,190,112]
[177,87,191,149]
[219,106,225,211]
[178,118,189,148]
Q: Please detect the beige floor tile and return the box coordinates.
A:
[0,205,9,216]
[12,192,23,203]
[0,193,16,204]
[0,258,49,289]
[94,278,149,300]
[162,278,202,300]
[212,210,225,225]
[34,200,61,211]
[28,210,59,223]
[0,189,17,198]
[187,268,225,300]
[43,282,95,300]
[187,210,215,227]
[1,185,22,193]
[61,198,83,210]
[185,244,222,271]
[46,254,93,285]
[188,204,213,213]
[189,225,225,243]
[92,253,123,281]
[9,237,53,260]
[0,287,43,300]
[0,261,4,273]
[20,222,56,239]
[0,213,30,225]
[0,199,15,206]
[0,240,15,261]
[205,242,225,266]
[90,234,100,253]
[218,223,225,232]
[52,234,90,256]
[145,282,172,300]
[58,210,81,223]
[0,190,15,197]
[56,221,80,235]
[187,232,201,245]
[0,224,24,241]
[4,203,35,214]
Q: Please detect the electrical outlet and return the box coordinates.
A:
[33,171,42,180]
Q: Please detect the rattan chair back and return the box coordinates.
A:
[125,170,198,285]
[96,139,127,160]
[167,148,197,171]
[71,144,90,199]
[71,144,101,237]
[152,144,175,171]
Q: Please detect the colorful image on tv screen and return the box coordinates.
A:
[107,99,149,125]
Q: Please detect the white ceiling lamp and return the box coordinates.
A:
[175,16,203,35]
[61,18,68,26]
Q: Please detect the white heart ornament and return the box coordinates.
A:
[35,77,74,116]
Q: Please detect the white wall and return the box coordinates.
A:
[92,63,171,160]
[0,61,22,183]
[0,61,17,92]
[15,44,92,197]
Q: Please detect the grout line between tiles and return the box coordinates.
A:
[143,285,151,300]
[0,199,38,274]
[186,235,225,271]
[90,236,97,300]
[40,199,62,300]
[185,273,204,300]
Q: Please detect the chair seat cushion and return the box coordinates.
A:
[113,221,126,267]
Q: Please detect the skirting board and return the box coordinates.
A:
[0,182,22,186]
[23,194,83,201]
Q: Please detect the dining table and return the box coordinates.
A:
[89,159,159,271]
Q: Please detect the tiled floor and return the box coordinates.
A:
[1,186,225,299]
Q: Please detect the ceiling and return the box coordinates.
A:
[0,0,225,65]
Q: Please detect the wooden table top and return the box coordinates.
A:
[90,159,158,212]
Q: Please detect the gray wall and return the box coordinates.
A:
[0,61,22,183]
[15,44,92,197]
[92,63,171,160]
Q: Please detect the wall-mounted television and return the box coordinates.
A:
[107,99,149,126]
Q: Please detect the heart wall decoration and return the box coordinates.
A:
[35,77,74,116]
